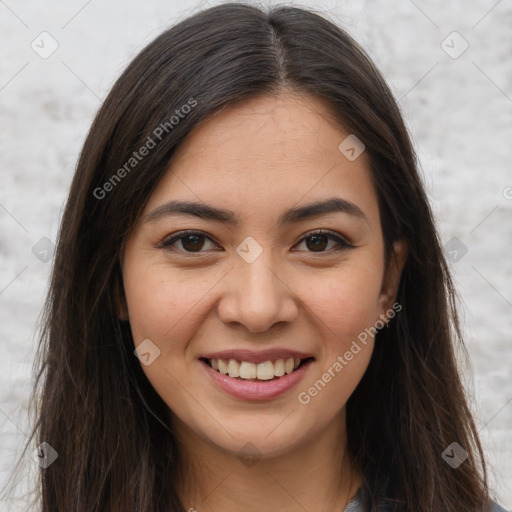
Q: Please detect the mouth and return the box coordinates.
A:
[200,356,315,382]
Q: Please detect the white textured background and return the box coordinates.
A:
[0,0,511,510]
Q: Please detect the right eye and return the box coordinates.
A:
[160,230,220,253]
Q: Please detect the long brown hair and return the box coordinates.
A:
[6,3,492,511]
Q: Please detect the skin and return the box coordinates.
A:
[119,91,407,512]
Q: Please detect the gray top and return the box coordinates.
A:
[343,485,509,512]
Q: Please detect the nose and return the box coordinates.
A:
[217,249,299,333]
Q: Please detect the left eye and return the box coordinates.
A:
[294,230,352,252]
[160,229,352,254]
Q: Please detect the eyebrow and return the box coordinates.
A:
[144,197,367,226]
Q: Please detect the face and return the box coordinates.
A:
[119,92,405,460]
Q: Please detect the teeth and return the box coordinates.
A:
[208,357,306,380]
[227,359,240,378]
[218,359,229,375]
[256,361,275,380]
[239,361,257,379]
[274,359,285,376]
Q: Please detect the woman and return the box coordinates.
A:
[14,3,508,511]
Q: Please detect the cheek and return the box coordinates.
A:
[301,263,383,347]
[293,263,382,413]
[294,287,379,419]
[123,265,208,349]
[122,263,216,415]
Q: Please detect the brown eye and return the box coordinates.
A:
[305,234,329,252]
[161,231,217,253]
[180,234,205,252]
[294,230,353,253]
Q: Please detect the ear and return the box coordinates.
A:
[378,239,408,316]
[113,266,129,322]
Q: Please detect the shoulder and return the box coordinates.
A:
[490,501,509,512]
[345,486,510,512]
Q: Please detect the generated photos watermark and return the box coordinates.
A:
[442,441,469,469]
[134,338,161,366]
[297,301,402,405]
[338,133,365,161]
[93,97,197,200]
[32,441,58,469]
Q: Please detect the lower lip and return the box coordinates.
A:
[202,359,313,400]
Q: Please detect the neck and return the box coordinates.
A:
[173,412,362,512]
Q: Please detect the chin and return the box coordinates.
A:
[191,412,322,461]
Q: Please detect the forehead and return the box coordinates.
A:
[143,92,380,228]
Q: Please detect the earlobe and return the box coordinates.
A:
[379,239,408,314]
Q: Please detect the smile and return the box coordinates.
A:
[203,357,314,381]
[199,354,315,400]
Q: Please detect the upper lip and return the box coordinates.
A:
[200,349,315,365]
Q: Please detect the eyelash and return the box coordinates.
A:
[159,229,353,255]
